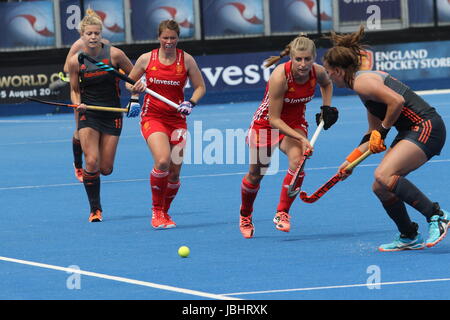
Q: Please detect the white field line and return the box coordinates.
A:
[220,277,450,296]
[0,159,449,191]
[0,256,241,300]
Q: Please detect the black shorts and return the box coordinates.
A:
[391,114,446,159]
[77,111,123,136]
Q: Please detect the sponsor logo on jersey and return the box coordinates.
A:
[284,96,314,104]
[148,77,181,86]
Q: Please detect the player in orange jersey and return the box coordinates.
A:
[51,35,140,183]
[323,26,448,251]
[67,9,135,222]
[127,20,206,229]
[239,35,338,238]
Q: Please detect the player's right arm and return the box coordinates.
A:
[63,38,110,73]
[67,54,85,110]
[64,39,84,73]
[338,110,378,179]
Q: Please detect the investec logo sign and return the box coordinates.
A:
[148,77,181,86]
[343,0,395,3]
[284,96,313,104]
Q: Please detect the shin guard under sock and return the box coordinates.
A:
[82,170,101,212]
[150,168,169,211]
[240,177,260,217]
[277,169,304,213]
[390,175,435,221]
[381,196,415,237]
[72,137,83,169]
[163,181,181,213]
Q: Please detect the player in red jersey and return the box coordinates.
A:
[239,35,338,238]
[127,20,206,229]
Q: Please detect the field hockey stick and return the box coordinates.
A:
[287,120,324,197]
[27,97,128,113]
[78,53,179,109]
[299,149,372,203]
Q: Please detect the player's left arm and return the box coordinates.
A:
[354,74,404,153]
[110,47,141,116]
[353,74,404,130]
[314,64,338,130]
[111,47,134,75]
[315,64,333,106]
[68,54,83,109]
[185,52,206,105]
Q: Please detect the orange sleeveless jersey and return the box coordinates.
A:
[141,48,188,122]
[248,62,317,147]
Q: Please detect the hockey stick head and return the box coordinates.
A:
[299,191,319,203]
[299,173,342,203]
[287,148,312,198]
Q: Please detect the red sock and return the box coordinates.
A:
[150,168,169,211]
[163,181,181,213]
[240,176,260,217]
[277,169,304,213]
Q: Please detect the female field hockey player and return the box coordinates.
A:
[239,35,338,238]
[52,37,140,183]
[323,26,448,251]
[127,20,206,229]
[67,9,136,222]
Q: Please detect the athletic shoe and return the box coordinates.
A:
[163,212,176,229]
[151,209,166,229]
[426,209,450,248]
[274,211,291,232]
[240,214,254,239]
[74,164,83,183]
[88,209,103,222]
[378,233,425,252]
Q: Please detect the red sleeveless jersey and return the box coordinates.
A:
[141,49,188,121]
[252,61,317,128]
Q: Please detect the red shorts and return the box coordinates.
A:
[140,117,187,145]
[247,120,308,148]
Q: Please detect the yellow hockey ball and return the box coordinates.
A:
[178,246,190,258]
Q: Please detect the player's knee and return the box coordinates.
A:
[289,155,303,170]
[100,167,113,176]
[247,169,264,184]
[168,171,180,182]
[153,157,171,171]
[372,180,384,196]
[374,168,399,192]
[373,167,389,188]
[84,156,98,171]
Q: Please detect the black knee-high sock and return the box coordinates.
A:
[381,196,416,237]
[391,176,436,222]
[82,170,101,212]
[73,137,83,169]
